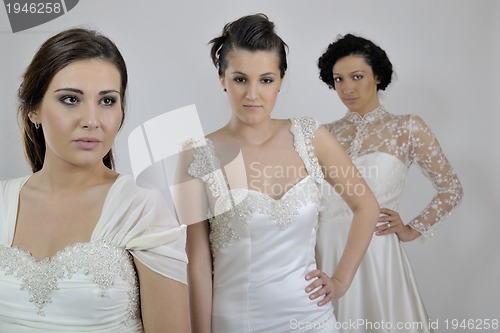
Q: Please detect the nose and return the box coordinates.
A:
[245,82,258,100]
[341,80,355,94]
[81,105,99,129]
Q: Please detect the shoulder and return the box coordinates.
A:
[291,115,320,129]
[109,174,166,209]
[290,116,321,139]
[0,176,30,197]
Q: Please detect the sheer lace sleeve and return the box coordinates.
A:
[407,115,463,240]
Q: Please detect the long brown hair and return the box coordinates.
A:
[17,28,128,172]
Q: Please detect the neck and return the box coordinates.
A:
[34,161,116,192]
[226,117,276,146]
[349,103,381,117]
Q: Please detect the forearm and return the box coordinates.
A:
[188,264,213,333]
[332,201,379,289]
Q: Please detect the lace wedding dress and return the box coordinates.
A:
[188,117,337,333]
[0,175,187,332]
[317,107,463,332]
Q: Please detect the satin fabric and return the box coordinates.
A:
[317,153,433,333]
[212,183,337,332]
[0,175,187,332]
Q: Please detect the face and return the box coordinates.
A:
[29,59,123,170]
[220,49,283,126]
[332,55,380,115]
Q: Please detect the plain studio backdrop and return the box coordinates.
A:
[1,0,498,331]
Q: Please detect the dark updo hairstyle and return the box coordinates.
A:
[317,34,393,91]
[18,28,128,172]
[209,13,288,78]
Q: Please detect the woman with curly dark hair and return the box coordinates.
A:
[316,34,463,332]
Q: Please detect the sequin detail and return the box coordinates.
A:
[325,107,463,239]
[290,117,324,184]
[210,177,320,257]
[0,241,139,319]
[187,117,325,257]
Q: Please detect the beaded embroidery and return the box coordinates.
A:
[0,241,139,319]
[188,117,324,257]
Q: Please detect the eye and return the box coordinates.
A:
[233,77,246,83]
[353,74,363,80]
[261,77,274,84]
[100,97,117,106]
[60,95,79,105]
[333,77,342,83]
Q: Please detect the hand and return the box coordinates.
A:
[376,208,421,242]
[305,270,348,306]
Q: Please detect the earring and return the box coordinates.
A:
[35,122,40,129]
[223,88,227,92]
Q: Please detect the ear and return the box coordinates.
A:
[28,110,40,125]
[219,76,226,91]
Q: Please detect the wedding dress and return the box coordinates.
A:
[317,107,463,332]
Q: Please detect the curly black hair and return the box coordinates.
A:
[209,13,288,78]
[317,34,393,91]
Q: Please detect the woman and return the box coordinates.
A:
[0,28,190,332]
[176,15,379,333]
[316,34,464,332]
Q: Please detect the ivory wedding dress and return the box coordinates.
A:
[188,117,338,333]
[0,175,187,332]
[317,107,463,332]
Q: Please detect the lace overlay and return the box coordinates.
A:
[0,241,139,319]
[325,106,463,239]
[188,117,324,257]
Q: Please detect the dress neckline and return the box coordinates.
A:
[344,105,387,124]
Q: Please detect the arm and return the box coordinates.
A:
[134,259,190,333]
[173,143,213,333]
[406,115,463,240]
[187,221,213,333]
[306,126,379,303]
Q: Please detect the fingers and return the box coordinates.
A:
[304,271,333,306]
[380,207,396,215]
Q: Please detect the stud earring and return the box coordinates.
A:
[223,88,227,92]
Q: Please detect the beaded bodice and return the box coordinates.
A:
[324,107,463,239]
[0,241,139,319]
[188,117,324,258]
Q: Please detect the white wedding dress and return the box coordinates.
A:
[188,117,337,333]
[0,175,187,332]
[317,107,463,332]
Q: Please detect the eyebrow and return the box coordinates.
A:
[230,71,277,76]
[53,88,120,95]
[333,70,366,76]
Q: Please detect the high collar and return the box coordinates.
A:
[344,105,387,124]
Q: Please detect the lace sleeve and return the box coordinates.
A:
[407,115,464,240]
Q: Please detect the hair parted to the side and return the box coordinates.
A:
[17,28,128,172]
[317,33,393,91]
[209,13,288,78]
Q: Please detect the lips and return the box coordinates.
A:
[74,137,101,150]
[243,104,262,110]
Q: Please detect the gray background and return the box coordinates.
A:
[1,0,499,330]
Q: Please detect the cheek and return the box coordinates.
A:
[107,112,124,132]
